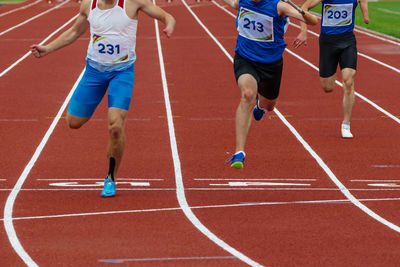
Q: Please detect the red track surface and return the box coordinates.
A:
[1,0,400,266]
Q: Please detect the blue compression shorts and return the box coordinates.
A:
[67,62,135,118]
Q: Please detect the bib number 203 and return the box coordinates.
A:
[98,44,120,55]
[243,18,264,32]
[327,10,348,19]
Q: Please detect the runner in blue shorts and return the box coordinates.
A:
[294,0,369,139]
[221,0,318,169]
[31,0,175,197]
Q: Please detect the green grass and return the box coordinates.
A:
[310,1,400,39]
[0,0,28,4]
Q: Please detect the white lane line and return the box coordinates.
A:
[288,23,400,74]
[3,69,84,267]
[0,0,42,18]
[210,0,400,74]
[4,197,400,221]
[0,14,79,77]
[36,178,164,180]
[284,48,400,125]
[195,178,317,181]
[352,180,400,182]
[154,1,262,265]
[0,0,71,37]
[196,1,400,233]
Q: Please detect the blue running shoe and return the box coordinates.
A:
[226,151,245,169]
[101,176,116,197]
[253,105,266,121]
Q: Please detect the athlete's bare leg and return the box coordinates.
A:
[257,94,277,112]
[107,107,127,179]
[66,113,90,129]
[320,73,336,93]
[341,68,356,123]
[235,74,258,152]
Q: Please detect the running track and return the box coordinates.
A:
[1,0,400,266]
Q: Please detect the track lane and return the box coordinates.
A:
[1,0,399,266]
[2,5,252,266]
[171,0,397,265]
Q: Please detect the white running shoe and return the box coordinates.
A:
[341,126,353,139]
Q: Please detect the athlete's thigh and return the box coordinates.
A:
[339,42,357,71]
[257,58,283,100]
[108,64,135,111]
[319,39,340,78]
[68,63,109,117]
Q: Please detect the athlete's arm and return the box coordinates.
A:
[220,0,239,10]
[358,0,369,24]
[292,0,321,48]
[137,0,176,37]
[278,1,318,25]
[31,0,90,58]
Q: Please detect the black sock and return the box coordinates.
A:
[108,157,116,181]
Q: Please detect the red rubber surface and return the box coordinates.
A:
[1,0,400,266]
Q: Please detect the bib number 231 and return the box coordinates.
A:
[98,44,120,55]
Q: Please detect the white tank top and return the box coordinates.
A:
[86,0,138,72]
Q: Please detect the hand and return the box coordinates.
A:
[163,27,173,38]
[293,31,307,48]
[364,17,369,24]
[30,44,49,58]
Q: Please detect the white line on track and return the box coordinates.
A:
[154,1,262,265]
[0,14,79,77]
[2,197,400,222]
[3,69,84,267]
[288,23,400,74]
[0,0,42,18]
[191,0,400,233]
[284,48,400,124]
[0,0,71,37]
[2,187,400,191]
[37,177,164,181]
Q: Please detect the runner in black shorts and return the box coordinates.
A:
[319,32,357,78]
[221,0,318,169]
[294,0,370,139]
[234,52,283,101]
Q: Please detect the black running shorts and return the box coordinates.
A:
[319,31,357,78]
[234,52,283,100]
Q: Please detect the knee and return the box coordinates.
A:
[321,83,334,93]
[342,78,354,94]
[66,117,83,129]
[242,88,257,104]
[108,123,123,140]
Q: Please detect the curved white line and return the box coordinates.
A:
[155,1,263,266]
[5,197,400,221]
[3,70,84,266]
[197,0,400,233]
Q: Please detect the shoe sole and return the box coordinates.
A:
[101,192,115,197]
[231,161,244,169]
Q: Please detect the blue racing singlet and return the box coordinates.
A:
[320,0,358,35]
[235,0,288,63]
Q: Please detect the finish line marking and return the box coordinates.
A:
[98,256,236,263]
[4,197,400,222]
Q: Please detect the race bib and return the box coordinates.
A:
[91,34,129,64]
[322,3,353,27]
[237,7,274,42]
